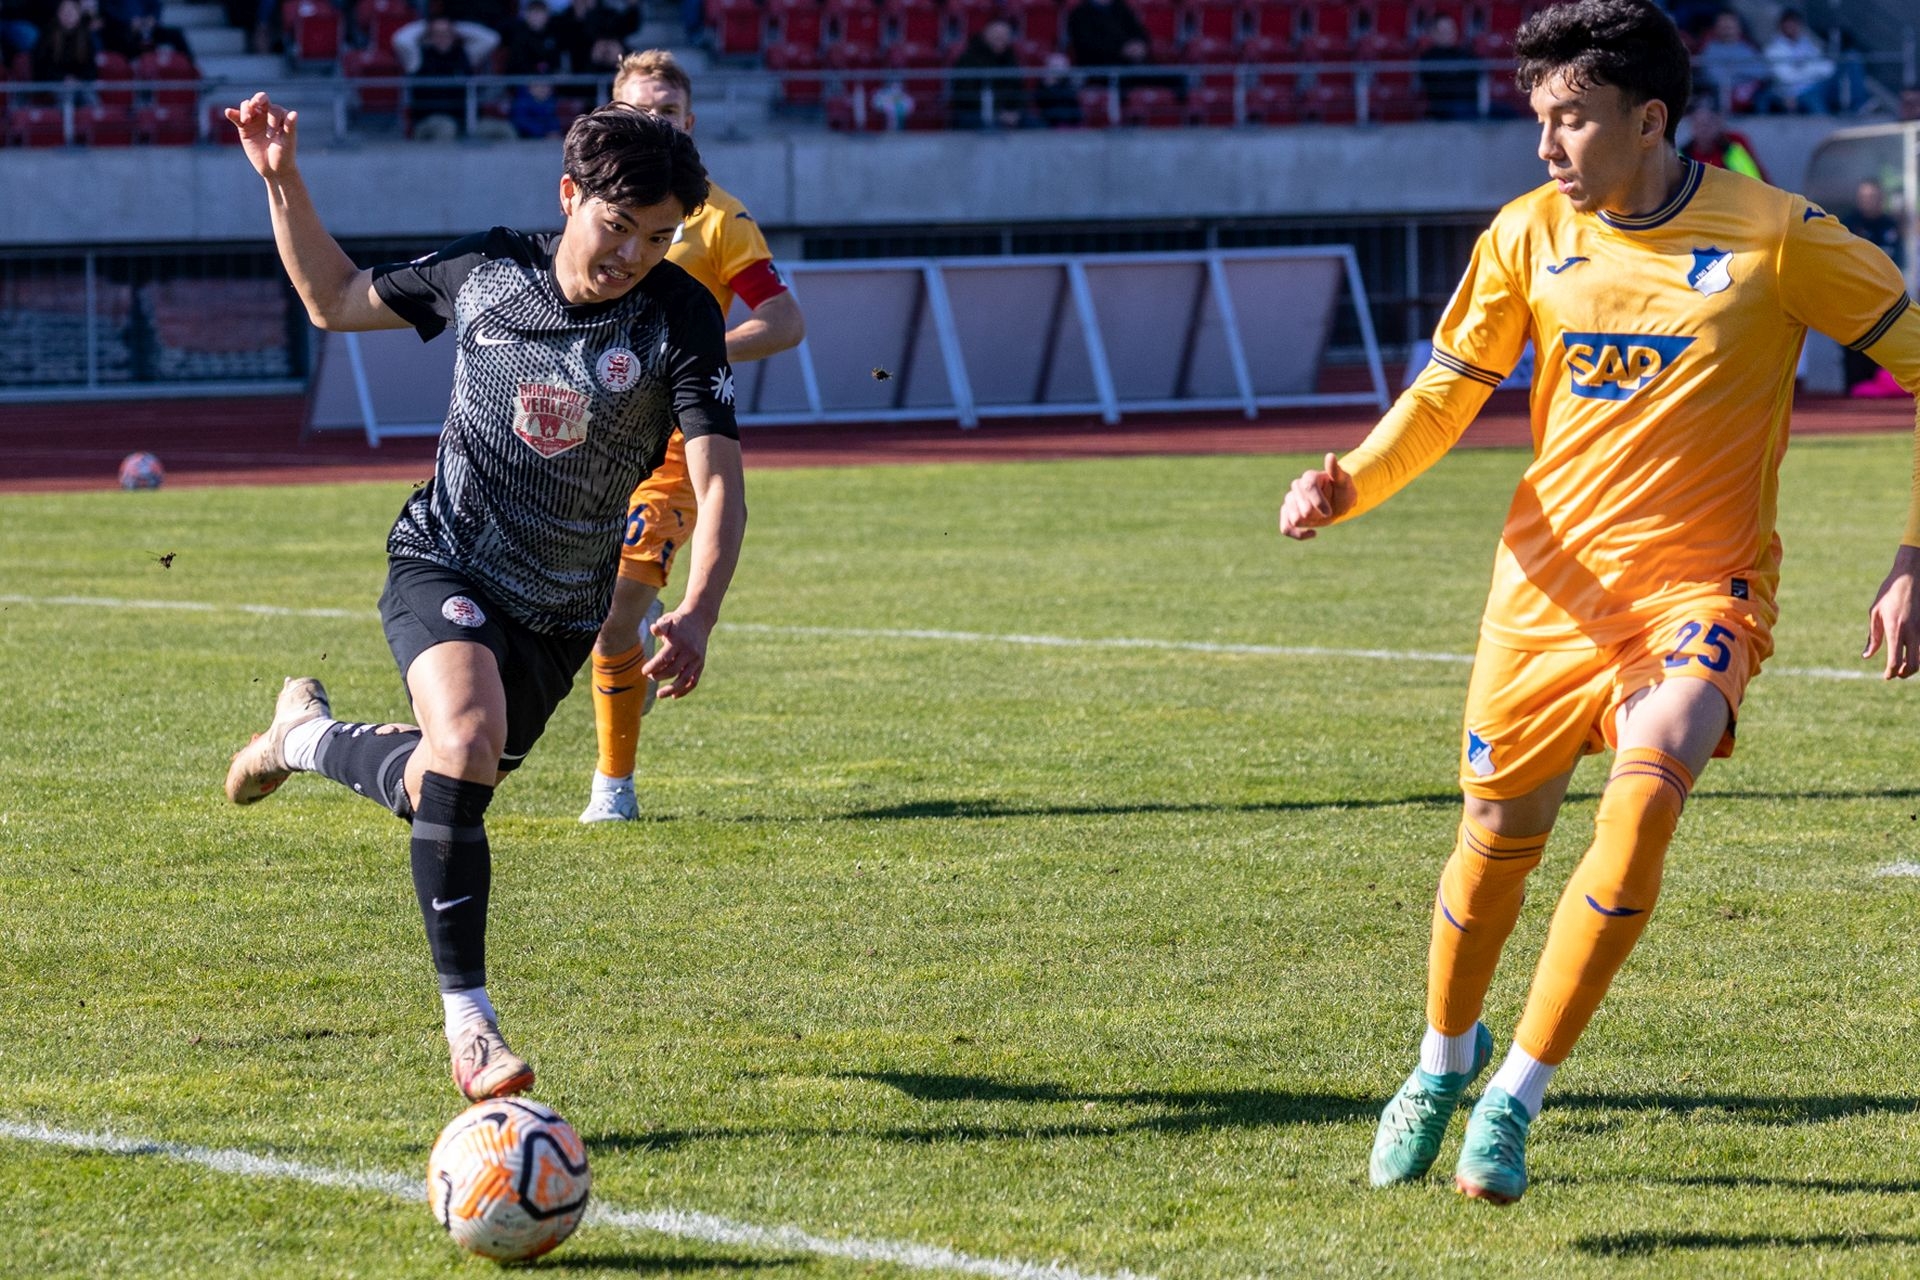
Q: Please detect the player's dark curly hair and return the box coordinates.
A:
[1514,0,1691,141]
[562,102,709,217]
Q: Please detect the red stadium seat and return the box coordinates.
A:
[1300,78,1356,121]
[1077,83,1117,126]
[1009,0,1059,49]
[1241,0,1296,42]
[1182,36,1235,88]
[1366,79,1423,119]
[1299,1,1350,38]
[1483,0,1523,33]
[93,51,135,108]
[1471,29,1510,57]
[1355,33,1413,89]
[136,103,198,144]
[133,47,198,109]
[943,0,998,46]
[764,39,824,103]
[886,38,940,66]
[767,0,823,46]
[283,0,343,64]
[1131,0,1178,57]
[882,0,941,46]
[707,0,766,55]
[1183,0,1239,43]
[5,105,67,145]
[341,46,404,117]
[354,0,413,52]
[1364,0,1412,39]
[1245,80,1298,121]
[824,38,880,67]
[1013,36,1052,64]
[1121,84,1183,125]
[1239,32,1290,68]
[1424,0,1467,32]
[825,0,881,47]
[1187,82,1238,124]
[75,103,136,144]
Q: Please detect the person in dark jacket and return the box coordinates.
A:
[951,18,1024,128]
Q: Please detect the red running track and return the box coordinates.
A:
[0,391,1911,493]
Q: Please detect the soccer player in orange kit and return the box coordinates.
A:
[1279,0,1920,1204]
[580,49,807,823]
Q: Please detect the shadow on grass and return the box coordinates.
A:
[1666,1173,1920,1194]
[1552,1091,1920,1125]
[839,795,1461,821]
[588,1072,1378,1153]
[1573,1230,1920,1257]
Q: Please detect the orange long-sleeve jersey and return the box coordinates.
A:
[1337,158,1920,650]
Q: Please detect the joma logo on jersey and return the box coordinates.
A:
[1560,333,1695,401]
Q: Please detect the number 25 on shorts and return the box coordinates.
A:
[1663,620,1734,672]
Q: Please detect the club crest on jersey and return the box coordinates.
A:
[596,346,639,392]
[441,595,486,628]
[1466,730,1495,778]
[1687,247,1734,296]
[1560,332,1695,401]
[513,382,592,458]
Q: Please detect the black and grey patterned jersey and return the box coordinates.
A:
[371,227,737,636]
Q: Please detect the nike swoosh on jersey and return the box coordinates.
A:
[1545,256,1590,275]
[472,330,517,346]
[1584,895,1644,918]
[431,895,474,911]
[595,684,635,696]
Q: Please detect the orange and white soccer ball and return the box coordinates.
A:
[427,1096,591,1262]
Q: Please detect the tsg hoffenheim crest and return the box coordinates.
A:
[1688,247,1733,296]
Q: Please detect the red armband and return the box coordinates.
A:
[728,259,789,310]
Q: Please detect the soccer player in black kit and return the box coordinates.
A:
[220,91,746,1100]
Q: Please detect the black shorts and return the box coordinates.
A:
[378,556,597,774]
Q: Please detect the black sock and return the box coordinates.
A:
[311,722,422,820]
[411,770,494,993]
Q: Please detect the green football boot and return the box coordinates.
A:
[1368,1022,1493,1187]
[1454,1086,1532,1204]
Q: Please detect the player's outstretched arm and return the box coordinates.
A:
[225,92,409,333]
[647,434,747,699]
[1278,452,1356,541]
[725,291,806,363]
[1865,544,1920,680]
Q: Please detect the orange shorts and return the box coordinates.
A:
[1458,597,1771,800]
[617,429,698,589]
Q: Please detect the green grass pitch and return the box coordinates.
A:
[4,435,1920,1278]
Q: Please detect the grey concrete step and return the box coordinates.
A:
[196,52,287,82]
[186,26,248,55]
[164,3,231,28]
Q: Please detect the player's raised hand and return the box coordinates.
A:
[225,92,300,181]
[644,608,711,699]
[1863,544,1920,679]
[1279,452,1356,541]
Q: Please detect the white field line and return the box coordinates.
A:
[0,1118,1155,1280]
[0,592,1876,681]
[1875,862,1920,877]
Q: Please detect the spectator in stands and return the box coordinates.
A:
[2,0,51,60]
[1032,51,1082,127]
[1764,9,1867,114]
[587,32,624,74]
[1417,15,1478,122]
[445,0,514,40]
[404,14,484,139]
[503,0,561,75]
[1903,87,1920,122]
[1680,95,1768,182]
[1694,10,1771,113]
[101,0,191,61]
[951,18,1025,129]
[549,0,624,73]
[31,0,96,88]
[510,78,561,135]
[1067,0,1149,79]
[393,10,500,75]
[1843,177,1909,398]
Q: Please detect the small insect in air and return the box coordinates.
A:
[871,367,892,382]
[148,551,177,569]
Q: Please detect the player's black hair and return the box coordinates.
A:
[562,102,709,218]
[1513,0,1691,142]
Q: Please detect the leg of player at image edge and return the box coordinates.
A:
[226,678,534,1101]
[582,594,663,823]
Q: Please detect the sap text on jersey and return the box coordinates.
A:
[1559,333,1695,402]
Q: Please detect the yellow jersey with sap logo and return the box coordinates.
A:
[666,179,777,317]
[1337,158,1920,650]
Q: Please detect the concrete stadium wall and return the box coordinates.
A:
[0,116,1852,247]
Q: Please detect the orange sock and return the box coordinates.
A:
[590,643,647,779]
[1426,817,1549,1036]
[1514,747,1693,1065]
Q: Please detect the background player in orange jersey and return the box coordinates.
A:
[1280,0,1920,1205]
[579,48,808,824]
